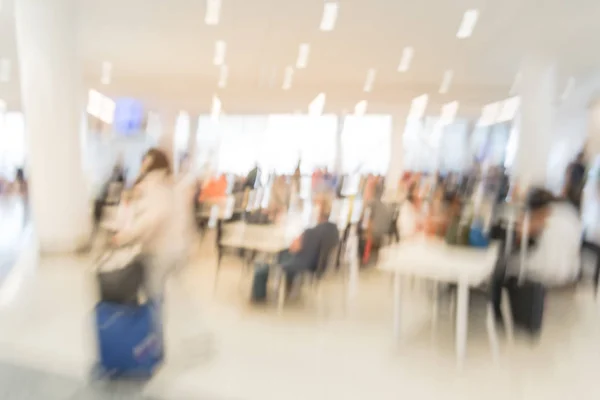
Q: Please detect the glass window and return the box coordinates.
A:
[195,114,336,177]
[0,112,26,180]
[341,115,392,175]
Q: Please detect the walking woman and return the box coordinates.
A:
[112,149,187,354]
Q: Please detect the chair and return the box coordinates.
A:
[276,240,340,313]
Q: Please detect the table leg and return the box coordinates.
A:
[455,281,469,367]
[431,281,439,337]
[393,271,402,341]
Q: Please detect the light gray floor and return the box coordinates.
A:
[0,361,164,399]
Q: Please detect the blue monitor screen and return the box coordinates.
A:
[114,98,144,135]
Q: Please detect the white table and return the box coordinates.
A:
[378,238,498,365]
[213,218,306,292]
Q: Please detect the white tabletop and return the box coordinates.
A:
[219,217,305,253]
[378,238,499,285]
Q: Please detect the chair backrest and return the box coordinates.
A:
[314,239,339,279]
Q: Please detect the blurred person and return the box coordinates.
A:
[253,198,339,299]
[582,155,600,289]
[363,174,376,202]
[199,173,228,202]
[359,185,392,265]
[268,175,290,219]
[490,188,555,320]
[113,148,186,296]
[563,151,587,210]
[245,163,260,190]
[398,184,422,239]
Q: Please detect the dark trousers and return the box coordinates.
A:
[253,250,307,296]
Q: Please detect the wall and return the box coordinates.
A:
[84,130,155,195]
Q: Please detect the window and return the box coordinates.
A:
[194,114,336,176]
[341,115,391,174]
[0,112,26,180]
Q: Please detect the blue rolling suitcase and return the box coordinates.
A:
[95,301,163,379]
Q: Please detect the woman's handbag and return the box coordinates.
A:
[96,246,145,305]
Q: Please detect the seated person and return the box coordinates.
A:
[268,176,290,220]
[490,188,555,319]
[398,184,422,239]
[199,174,228,202]
[358,186,392,264]
[255,200,339,296]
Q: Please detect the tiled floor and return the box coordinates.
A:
[0,216,599,399]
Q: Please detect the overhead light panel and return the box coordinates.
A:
[320,2,339,32]
[363,68,377,92]
[397,47,414,72]
[440,101,459,126]
[354,100,367,116]
[439,70,454,94]
[296,44,310,69]
[211,95,222,122]
[308,92,326,116]
[456,9,479,39]
[282,66,294,90]
[408,94,428,120]
[561,77,575,101]
[0,58,10,82]
[218,65,229,88]
[205,0,221,26]
[101,61,112,85]
[213,40,226,65]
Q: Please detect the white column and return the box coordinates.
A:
[188,114,199,171]
[514,57,557,188]
[15,0,91,253]
[333,115,345,174]
[386,111,408,191]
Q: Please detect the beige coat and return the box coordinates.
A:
[119,170,189,296]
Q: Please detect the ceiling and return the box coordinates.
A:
[1,0,600,115]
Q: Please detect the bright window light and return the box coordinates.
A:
[354,100,367,116]
[211,95,222,122]
[320,2,339,32]
[0,99,6,112]
[439,70,454,94]
[296,44,310,69]
[398,47,414,72]
[456,9,479,39]
[308,93,326,116]
[214,40,226,65]
[282,66,294,90]
[363,68,376,92]
[218,65,229,88]
[100,97,116,124]
[205,0,221,25]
